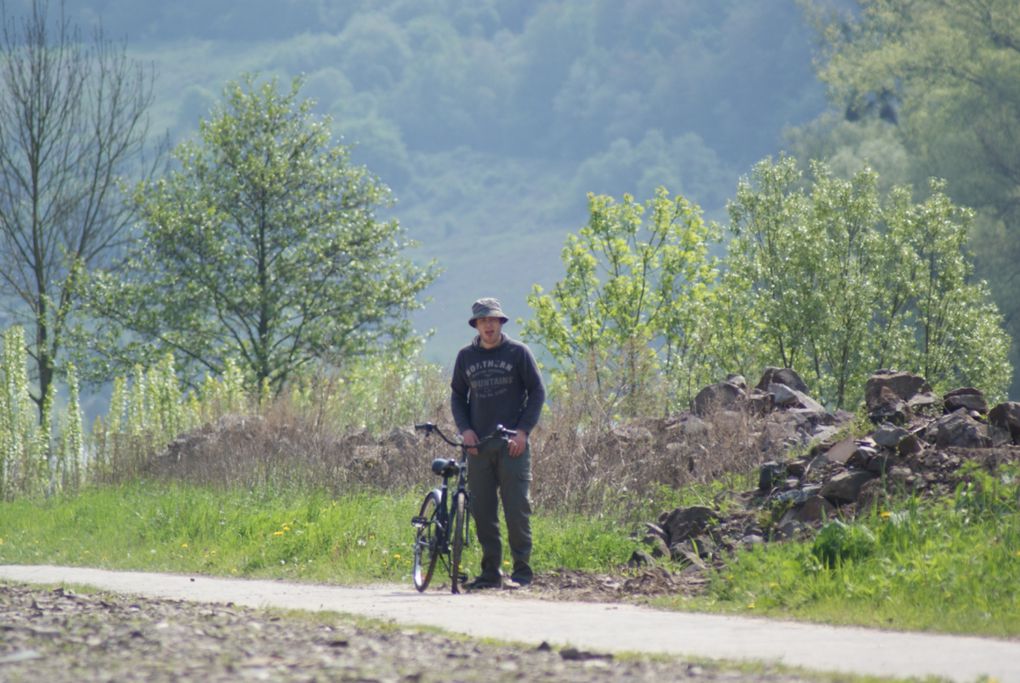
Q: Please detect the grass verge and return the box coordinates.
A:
[664,464,1020,637]
[2,464,1019,639]
[0,480,637,583]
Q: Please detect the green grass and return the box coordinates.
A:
[0,480,638,584]
[2,463,1019,639]
[663,463,1020,638]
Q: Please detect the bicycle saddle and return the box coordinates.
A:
[431,458,459,477]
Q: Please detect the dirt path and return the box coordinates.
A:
[2,565,1018,682]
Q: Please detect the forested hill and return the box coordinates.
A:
[54,0,826,359]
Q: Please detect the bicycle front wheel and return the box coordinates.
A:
[450,491,468,594]
[412,491,441,592]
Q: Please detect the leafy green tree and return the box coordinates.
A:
[85,75,437,393]
[0,0,156,417]
[523,188,720,417]
[803,0,1020,394]
[727,157,1011,407]
[882,182,1013,394]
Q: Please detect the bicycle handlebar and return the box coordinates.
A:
[414,422,516,448]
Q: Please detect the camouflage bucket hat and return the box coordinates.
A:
[469,297,509,327]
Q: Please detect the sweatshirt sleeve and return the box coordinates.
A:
[450,350,473,433]
[516,344,546,434]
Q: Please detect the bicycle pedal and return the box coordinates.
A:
[411,516,427,527]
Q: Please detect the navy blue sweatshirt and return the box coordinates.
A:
[450,334,545,438]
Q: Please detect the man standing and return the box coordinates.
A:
[450,297,545,589]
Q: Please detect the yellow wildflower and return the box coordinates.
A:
[273,531,284,536]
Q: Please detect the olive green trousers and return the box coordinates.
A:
[467,440,533,582]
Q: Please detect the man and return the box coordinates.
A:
[450,297,545,589]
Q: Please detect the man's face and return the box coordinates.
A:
[475,316,503,347]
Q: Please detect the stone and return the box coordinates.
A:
[661,506,719,545]
[768,383,826,413]
[868,385,910,425]
[756,367,809,394]
[758,461,786,492]
[926,410,991,449]
[943,387,988,415]
[865,452,892,475]
[864,370,932,409]
[872,423,909,449]
[821,470,878,505]
[846,444,877,470]
[906,391,941,416]
[746,389,774,415]
[725,374,747,391]
[824,437,859,466]
[627,550,655,568]
[897,433,924,456]
[789,495,836,524]
[988,402,1020,445]
[641,534,670,559]
[692,381,746,417]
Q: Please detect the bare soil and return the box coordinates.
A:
[0,582,810,683]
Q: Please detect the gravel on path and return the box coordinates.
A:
[3,565,1020,682]
[0,581,806,683]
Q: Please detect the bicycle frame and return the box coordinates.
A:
[411,422,515,593]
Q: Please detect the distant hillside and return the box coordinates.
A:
[52,0,826,362]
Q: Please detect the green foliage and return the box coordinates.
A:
[726,157,1011,407]
[524,188,722,416]
[91,356,253,481]
[285,351,447,435]
[0,481,636,581]
[690,469,1020,636]
[811,520,876,568]
[804,0,1020,394]
[0,327,45,498]
[0,327,83,499]
[83,74,438,393]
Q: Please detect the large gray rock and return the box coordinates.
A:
[989,402,1020,445]
[943,387,988,415]
[867,384,910,425]
[778,495,836,525]
[659,505,720,545]
[756,367,809,394]
[926,410,991,449]
[864,370,932,409]
[821,470,878,505]
[692,381,746,417]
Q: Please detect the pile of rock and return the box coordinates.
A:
[634,368,1020,570]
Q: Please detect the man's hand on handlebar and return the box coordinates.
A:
[508,429,527,457]
[460,429,480,455]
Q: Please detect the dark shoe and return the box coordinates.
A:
[509,574,532,587]
[511,561,533,587]
[465,576,501,590]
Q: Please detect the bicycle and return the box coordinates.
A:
[410,422,516,593]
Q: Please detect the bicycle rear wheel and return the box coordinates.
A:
[450,491,468,594]
[412,492,441,592]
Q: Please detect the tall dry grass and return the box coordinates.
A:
[133,361,770,524]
